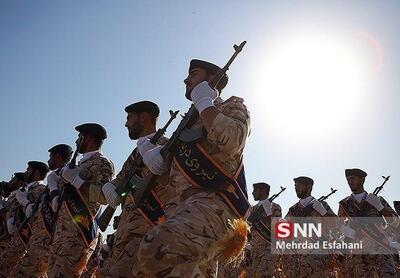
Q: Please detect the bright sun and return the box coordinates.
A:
[249,32,372,145]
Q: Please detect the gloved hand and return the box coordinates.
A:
[51,196,60,211]
[102,182,120,209]
[340,224,356,239]
[190,81,218,113]
[312,200,328,216]
[261,199,273,216]
[47,171,60,192]
[15,189,30,207]
[365,194,384,211]
[142,146,169,175]
[61,166,84,189]
[137,136,157,157]
[25,203,34,218]
[6,217,15,235]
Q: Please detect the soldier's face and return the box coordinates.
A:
[346,176,364,192]
[295,182,309,199]
[48,153,61,170]
[184,67,209,100]
[125,112,144,140]
[24,167,34,183]
[252,187,269,201]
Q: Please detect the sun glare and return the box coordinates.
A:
[250,33,371,145]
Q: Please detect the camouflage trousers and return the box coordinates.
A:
[337,254,398,278]
[282,254,333,278]
[81,252,100,278]
[0,233,27,276]
[247,245,279,278]
[136,191,238,278]
[10,230,50,277]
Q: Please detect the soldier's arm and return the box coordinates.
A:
[110,151,136,192]
[206,97,250,156]
[380,197,400,227]
[337,203,348,217]
[272,203,282,217]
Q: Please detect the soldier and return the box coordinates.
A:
[47,123,114,277]
[246,182,282,278]
[0,172,25,254]
[97,101,170,277]
[136,59,251,277]
[81,233,103,278]
[282,176,336,278]
[10,144,72,277]
[338,168,399,277]
[0,161,49,276]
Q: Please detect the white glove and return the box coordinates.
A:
[190,81,218,113]
[102,182,120,209]
[340,224,356,239]
[137,136,157,157]
[47,171,60,192]
[6,217,15,235]
[312,200,327,216]
[388,237,400,250]
[15,189,30,207]
[365,194,384,211]
[61,166,84,189]
[261,199,273,216]
[25,203,34,218]
[142,146,168,175]
[51,196,60,211]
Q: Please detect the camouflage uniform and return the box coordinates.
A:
[246,202,282,278]
[0,182,44,276]
[97,147,168,277]
[48,151,114,278]
[337,193,399,278]
[282,197,336,278]
[0,195,12,254]
[10,181,49,277]
[81,233,103,278]
[136,96,251,277]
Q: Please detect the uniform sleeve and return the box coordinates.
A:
[207,97,250,156]
[337,202,348,217]
[111,151,136,191]
[87,158,115,204]
[380,197,400,228]
[272,203,282,217]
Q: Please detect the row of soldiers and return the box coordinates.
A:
[0,55,398,278]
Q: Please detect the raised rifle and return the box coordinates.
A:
[132,41,247,209]
[97,110,179,232]
[318,188,337,202]
[373,175,390,195]
[298,188,338,217]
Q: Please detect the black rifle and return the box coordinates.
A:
[97,110,179,232]
[296,188,338,217]
[373,175,390,195]
[132,41,247,209]
[247,186,286,224]
[318,188,338,202]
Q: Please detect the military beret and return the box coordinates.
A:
[345,168,367,178]
[13,172,25,180]
[28,161,49,173]
[75,123,107,140]
[253,182,270,190]
[393,201,400,206]
[124,101,160,118]
[294,176,314,186]
[189,59,228,91]
[48,144,73,157]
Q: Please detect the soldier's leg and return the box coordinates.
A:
[136,192,237,277]
[10,241,49,277]
[0,235,26,276]
[374,254,397,278]
[281,254,300,278]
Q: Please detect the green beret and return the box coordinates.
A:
[189,59,228,91]
[345,168,367,178]
[75,123,107,140]
[48,144,73,157]
[294,176,314,186]
[13,172,25,180]
[28,161,49,173]
[124,101,160,118]
[253,182,270,190]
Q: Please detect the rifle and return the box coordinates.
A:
[247,186,286,224]
[373,176,390,195]
[318,188,337,202]
[132,41,247,209]
[97,110,179,232]
[16,188,48,234]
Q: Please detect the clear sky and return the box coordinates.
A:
[1,1,399,235]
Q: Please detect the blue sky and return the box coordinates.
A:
[1,1,399,233]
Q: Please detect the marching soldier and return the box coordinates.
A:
[0,172,25,254]
[337,168,399,277]
[136,59,251,277]
[282,176,336,278]
[81,233,103,278]
[246,182,282,278]
[0,161,49,276]
[47,123,114,277]
[97,101,170,277]
[10,144,72,277]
